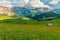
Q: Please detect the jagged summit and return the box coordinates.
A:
[0,7,14,16]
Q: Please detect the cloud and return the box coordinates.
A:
[22,0,29,4]
[49,0,60,4]
[0,1,11,5]
[30,0,50,8]
[0,0,51,8]
[0,0,20,7]
[0,0,29,7]
[0,1,12,7]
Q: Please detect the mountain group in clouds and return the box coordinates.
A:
[0,0,60,21]
[0,6,59,21]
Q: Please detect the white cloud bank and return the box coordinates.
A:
[30,0,50,8]
[0,1,12,8]
[0,0,20,7]
[0,0,30,7]
[0,0,51,9]
[49,0,60,4]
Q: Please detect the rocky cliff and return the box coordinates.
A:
[0,7,14,16]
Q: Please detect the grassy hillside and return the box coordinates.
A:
[0,10,60,40]
[0,18,60,26]
[0,16,11,20]
[0,16,60,40]
[0,24,60,40]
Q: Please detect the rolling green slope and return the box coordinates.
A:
[0,24,60,40]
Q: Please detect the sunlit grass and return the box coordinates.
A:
[0,16,11,20]
[21,17,30,21]
[0,24,60,40]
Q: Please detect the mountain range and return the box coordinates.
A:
[0,6,59,21]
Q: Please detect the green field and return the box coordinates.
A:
[0,24,60,40]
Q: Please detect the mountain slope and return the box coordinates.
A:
[0,6,59,21]
[32,11,60,21]
[12,6,52,18]
[54,8,60,14]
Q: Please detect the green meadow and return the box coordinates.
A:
[0,2,59,40]
[0,20,60,40]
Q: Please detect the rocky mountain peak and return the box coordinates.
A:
[0,7,14,16]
